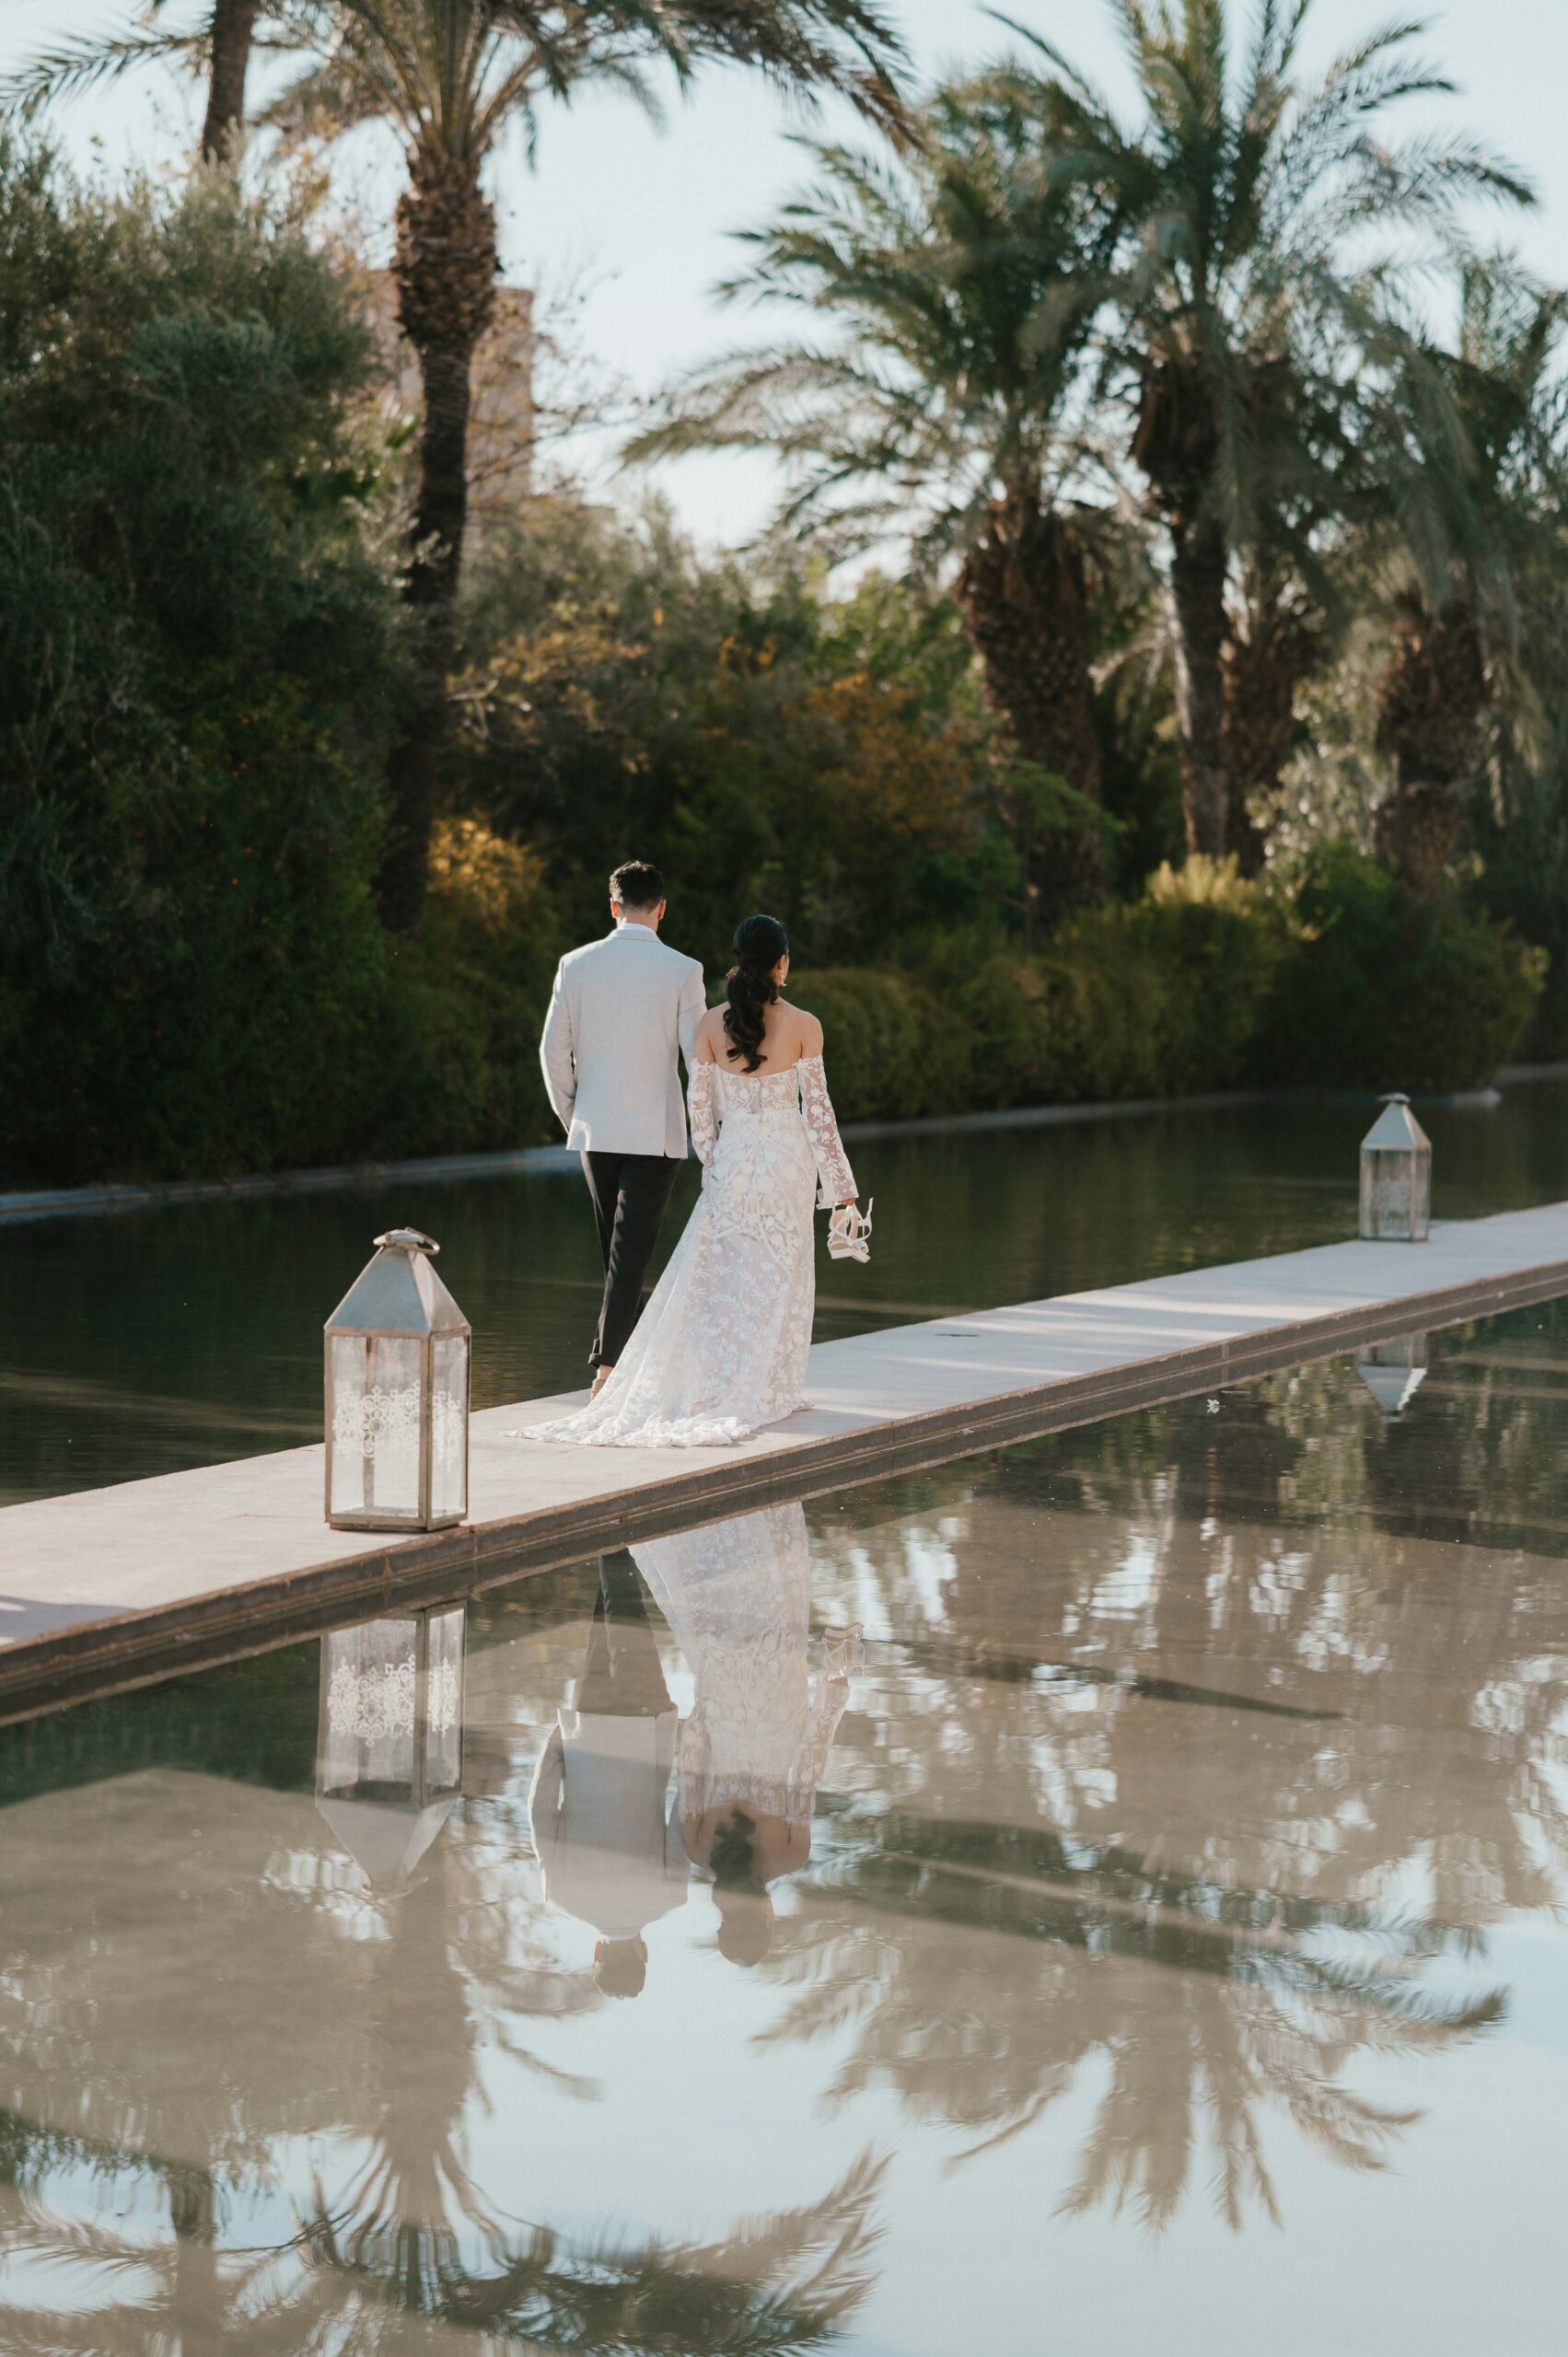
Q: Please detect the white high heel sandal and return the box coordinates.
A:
[827,1199,874,1264]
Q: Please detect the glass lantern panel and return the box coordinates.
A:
[319,1618,420,1801]
[330,1333,424,1522]
[1362,1149,1417,1239]
[423,1606,466,1798]
[430,1333,470,1522]
[1409,1154,1432,1237]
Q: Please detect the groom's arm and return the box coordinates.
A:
[539,959,577,1136]
[677,961,705,1075]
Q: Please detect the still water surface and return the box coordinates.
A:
[6,1081,1568,1504]
[2,1303,1567,2351]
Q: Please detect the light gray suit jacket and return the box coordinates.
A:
[539,923,705,1159]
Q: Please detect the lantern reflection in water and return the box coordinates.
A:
[316,1607,466,1887]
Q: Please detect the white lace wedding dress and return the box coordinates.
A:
[527,1055,857,1450]
[631,1503,857,1835]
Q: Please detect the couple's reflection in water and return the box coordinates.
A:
[530,1502,857,1991]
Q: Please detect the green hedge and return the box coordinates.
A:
[796,850,1543,1125]
[1,840,1544,1184]
[1260,843,1548,1091]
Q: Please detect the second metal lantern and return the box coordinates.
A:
[324,1228,470,1531]
[1359,1094,1432,1242]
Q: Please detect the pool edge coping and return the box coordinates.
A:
[6,1064,1565,1226]
[3,1239,1565,1729]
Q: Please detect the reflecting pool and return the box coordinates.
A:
[6,1077,1568,1504]
[4,1298,1568,2351]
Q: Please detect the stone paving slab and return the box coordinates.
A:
[2,1201,1566,1721]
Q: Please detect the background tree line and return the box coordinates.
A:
[0,0,1562,1183]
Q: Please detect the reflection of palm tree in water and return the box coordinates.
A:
[0,2120,234,2357]
[633,1504,857,1968]
[768,1809,1501,2232]
[0,2101,888,2355]
[759,1382,1554,2229]
[0,1794,887,2352]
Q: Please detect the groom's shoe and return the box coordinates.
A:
[591,1364,615,1399]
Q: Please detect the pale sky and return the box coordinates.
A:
[5,0,1566,544]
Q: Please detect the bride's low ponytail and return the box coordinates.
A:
[724,913,789,1073]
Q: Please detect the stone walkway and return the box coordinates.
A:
[3,1200,1566,1719]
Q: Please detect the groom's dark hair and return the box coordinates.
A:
[610,859,665,911]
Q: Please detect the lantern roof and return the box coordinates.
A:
[317,1795,457,1887]
[1357,1358,1429,1419]
[325,1229,470,1337]
[1360,1093,1431,1156]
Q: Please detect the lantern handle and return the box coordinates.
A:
[375,1228,440,1256]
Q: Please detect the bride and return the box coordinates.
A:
[528,913,862,1449]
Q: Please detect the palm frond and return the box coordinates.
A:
[0,22,203,117]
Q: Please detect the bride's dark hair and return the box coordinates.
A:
[724,914,789,1072]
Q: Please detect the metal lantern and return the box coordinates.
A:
[324,1228,470,1531]
[1359,1094,1432,1242]
[316,1608,466,1886]
[1357,1332,1429,1421]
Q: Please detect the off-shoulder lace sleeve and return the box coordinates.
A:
[797,1054,856,1208]
[689,1061,719,1172]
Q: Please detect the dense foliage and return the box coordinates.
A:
[0,114,1552,1188]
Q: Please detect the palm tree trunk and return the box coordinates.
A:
[1220,600,1320,876]
[1168,512,1230,859]
[199,0,257,163]
[377,145,497,937]
[379,343,473,935]
[1373,595,1486,899]
[168,2163,222,2357]
[958,495,1105,934]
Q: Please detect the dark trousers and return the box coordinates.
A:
[575,1558,673,1717]
[583,1149,680,1371]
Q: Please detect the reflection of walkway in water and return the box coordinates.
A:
[12,1201,1568,1712]
[634,1503,857,1968]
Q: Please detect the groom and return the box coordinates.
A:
[540,861,705,1395]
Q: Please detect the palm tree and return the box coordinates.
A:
[986,0,1532,860]
[253,0,910,934]
[2,0,274,161]
[635,81,1128,926]
[0,2108,886,2355]
[1365,261,1568,895]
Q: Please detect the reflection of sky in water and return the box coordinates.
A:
[4,1307,1568,2351]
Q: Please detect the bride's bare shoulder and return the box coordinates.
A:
[779,1001,824,1056]
[694,1005,726,1062]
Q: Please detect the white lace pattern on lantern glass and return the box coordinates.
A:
[332,1382,421,1459]
[424,1607,466,1794]
[430,1335,469,1520]
[319,1608,466,1800]
[319,1618,419,1794]
[329,1335,423,1516]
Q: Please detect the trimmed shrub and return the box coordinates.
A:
[1262,843,1546,1091]
[791,853,1541,1128]
[791,968,971,1120]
